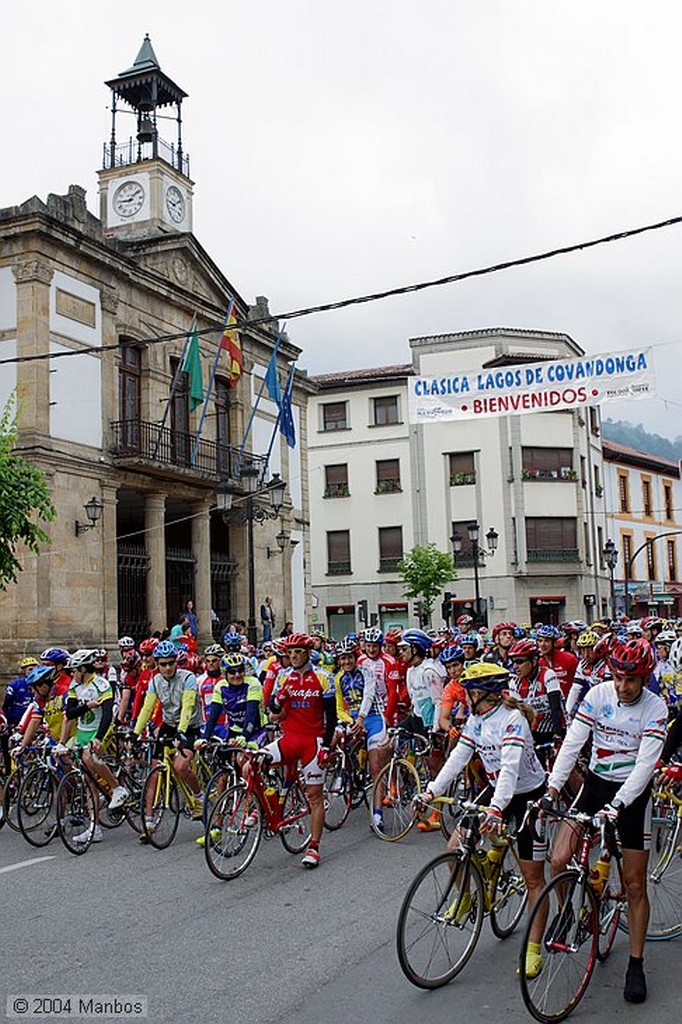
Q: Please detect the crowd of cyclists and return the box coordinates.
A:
[1,611,681,1008]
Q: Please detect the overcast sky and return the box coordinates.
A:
[4,1,682,438]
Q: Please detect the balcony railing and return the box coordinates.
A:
[522,468,577,481]
[379,556,402,572]
[375,479,402,494]
[449,471,476,487]
[103,136,190,177]
[527,548,580,562]
[324,483,350,498]
[327,560,352,576]
[110,420,262,480]
[454,551,484,568]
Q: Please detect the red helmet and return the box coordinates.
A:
[592,635,613,661]
[176,648,189,666]
[186,654,203,674]
[509,638,539,660]
[641,616,662,631]
[384,630,403,645]
[456,614,474,628]
[139,638,158,656]
[492,621,516,641]
[609,638,655,676]
[281,632,314,649]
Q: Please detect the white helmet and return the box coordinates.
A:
[656,629,677,647]
[68,649,99,670]
[118,635,135,650]
[669,637,682,673]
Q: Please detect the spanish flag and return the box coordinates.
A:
[220,305,242,388]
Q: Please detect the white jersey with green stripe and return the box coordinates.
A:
[428,703,545,811]
[69,673,112,738]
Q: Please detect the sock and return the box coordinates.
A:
[624,956,646,1003]
[527,942,541,956]
[308,839,319,851]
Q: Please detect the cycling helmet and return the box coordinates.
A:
[576,630,600,649]
[336,638,360,656]
[439,644,465,665]
[222,630,244,651]
[186,654,202,673]
[536,624,561,640]
[94,648,108,661]
[176,648,188,666]
[153,640,177,660]
[591,621,610,635]
[68,649,99,670]
[204,644,225,658]
[592,635,613,661]
[655,629,677,647]
[272,640,288,656]
[222,652,247,672]
[609,638,656,676]
[626,620,644,637]
[40,647,70,665]
[509,638,540,660]
[281,632,314,649]
[398,628,432,654]
[460,662,510,692]
[461,632,481,651]
[118,635,135,650]
[641,616,663,631]
[492,622,516,641]
[27,664,55,688]
[139,638,158,656]
[364,627,384,644]
[122,651,142,671]
[19,656,39,670]
[456,614,474,629]
[668,637,682,673]
[384,629,403,645]
[513,625,528,639]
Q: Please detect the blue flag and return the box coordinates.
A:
[279,364,296,448]
[264,344,281,406]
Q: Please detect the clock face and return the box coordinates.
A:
[113,181,145,218]
[166,185,186,223]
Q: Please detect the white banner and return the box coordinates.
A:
[408,347,656,424]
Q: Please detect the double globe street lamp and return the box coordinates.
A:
[450,521,499,627]
[216,463,287,645]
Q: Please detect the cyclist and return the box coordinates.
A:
[544,637,668,1003]
[384,630,410,719]
[650,628,677,701]
[461,633,482,667]
[357,627,401,728]
[133,640,204,830]
[262,641,291,707]
[203,652,267,747]
[2,657,38,736]
[40,647,72,699]
[421,662,547,975]
[536,624,578,701]
[564,629,601,717]
[437,645,467,742]
[11,664,66,753]
[130,639,159,726]
[640,616,663,645]
[59,649,128,843]
[484,622,516,669]
[334,637,389,832]
[198,645,228,739]
[116,650,143,725]
[267,633,338,868]
[508,637,564,762]
[397,629,444,738]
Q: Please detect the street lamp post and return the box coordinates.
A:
[216,465,287,646]
[603,538,618,618]
[450,522,499,627]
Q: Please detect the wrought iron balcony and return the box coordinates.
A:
[103,136,190,177]
[327,560,352,576]
[527,548,580,562]
[110,420,263,480]
[379,557,402,572]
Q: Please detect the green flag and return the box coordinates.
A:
[182,326,204,411]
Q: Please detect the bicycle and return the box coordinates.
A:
[203,748,311,880]
[323,723,370,831]
[2,742,47,834]
[518,807,627,1023]
[370,728,431,841]
[140,736,214,849]
[16,743,67,848]
[396,799,528,988]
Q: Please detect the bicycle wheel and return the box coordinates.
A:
[323,759,351,831]
[519,870,598,1023]
[17,766,58,847]
[204,784,263,880]
[439,775,470,841]
[204,766,236,826]
[141,765,181,849]
[349,747,371,809]
[280,781,312,854]
[397,850,485,989]
[3,769,22,832]
[56,770,97,856]
[371,758,421,841]
[117,765,144,835]
[596,855,625,960]
[645,812,682,940]
[489,842,527,938]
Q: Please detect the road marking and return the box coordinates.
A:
[0,855,56,875]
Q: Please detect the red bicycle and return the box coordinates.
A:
[203,748,311,880]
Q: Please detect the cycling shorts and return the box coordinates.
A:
[477,783,546,862]
[263,733,324,786]
[359,712,388,751]
[573,771,653,851]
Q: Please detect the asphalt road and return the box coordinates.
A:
[1,812,678,1024]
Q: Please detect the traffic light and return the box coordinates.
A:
[412,600,423,623]
[441,591,453,623]
[357,599,368,624]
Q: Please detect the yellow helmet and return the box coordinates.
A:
[576,630,599,648]
[20,656,39,670]
[460,662,510,692]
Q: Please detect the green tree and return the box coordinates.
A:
[0,402,56,588]
[398,543,455,625]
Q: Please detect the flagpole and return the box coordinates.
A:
[190,300,234,468]
[236,330,283,475]
[152,314,195,461]
[260,362,295,483]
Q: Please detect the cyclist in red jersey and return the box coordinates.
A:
[536,624,578,701]
[383,630,409,719]
[267,633,337,869]
[262,641,291,707]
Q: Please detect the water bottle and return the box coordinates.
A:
[263,786,278,815]
[589,855,611,895]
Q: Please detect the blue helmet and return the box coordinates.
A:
[399,629,432,655]
[153,640,177,660]
[536,624,561,640]
[364,627,384,644]
[40,647,70,665]
[439,644,465,665]
[222,630,243,651]
[27,664,55,688]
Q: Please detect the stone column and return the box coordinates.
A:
[101,484,119,643]
[145,493,167,633]
[192,500,213,646]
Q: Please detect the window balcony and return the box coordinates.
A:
[449,471,476,487]
[454,551,485,568]
[375,479,402,495]
[378,556,402,572]
[324,483,350,498]
[327,561,352,576]
[522,468,577,481]
[527,548,580,562]
[110,419,258,481]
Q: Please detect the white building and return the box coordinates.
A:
[308,329,611,638]
[602,440,682,618]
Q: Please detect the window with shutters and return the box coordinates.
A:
[327,531,351,575]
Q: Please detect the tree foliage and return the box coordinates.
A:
[603,418,682,463]
[398,543,455,624]
[0,402,56,588]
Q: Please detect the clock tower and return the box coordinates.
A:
[98,35,194,238]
